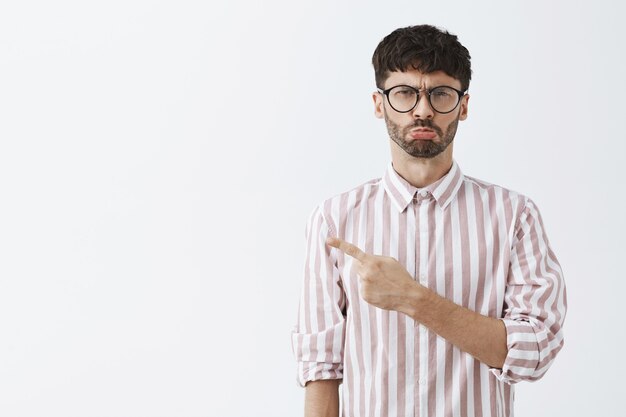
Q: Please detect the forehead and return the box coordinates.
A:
[384,68,462,90]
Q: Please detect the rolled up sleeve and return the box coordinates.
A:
[291,205,346,387]
[491,197,567,384]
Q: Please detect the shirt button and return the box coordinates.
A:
[419,190,429,198]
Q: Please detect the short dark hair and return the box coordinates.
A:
[372,24,472,91]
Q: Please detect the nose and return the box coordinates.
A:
[411,92,434,119]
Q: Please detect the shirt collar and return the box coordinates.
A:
[382,159,465,212]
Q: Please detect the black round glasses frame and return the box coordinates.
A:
[377,85,467,114]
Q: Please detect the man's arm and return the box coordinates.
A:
[403,284,507,368]
[291,206,346,412]
[326,236,507,368]
[305,379,340,417]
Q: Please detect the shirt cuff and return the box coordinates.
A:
[295,361,343,388]
[490,318,540,384]
[291,324,345,387]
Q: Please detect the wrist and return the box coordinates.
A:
[400,281,430,319]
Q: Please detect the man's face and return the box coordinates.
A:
[373,69,469,159]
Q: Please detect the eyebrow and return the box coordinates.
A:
[387,84,453,90]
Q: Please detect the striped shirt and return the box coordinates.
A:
[291,159,567,417]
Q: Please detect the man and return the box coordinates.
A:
[291,24,566,417]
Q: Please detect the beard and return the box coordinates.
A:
[384,110,460,158]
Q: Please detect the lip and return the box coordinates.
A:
[409,128,437,140]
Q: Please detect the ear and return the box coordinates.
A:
[459,94,470,121]
[373,91,384,119]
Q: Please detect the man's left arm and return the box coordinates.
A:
[326,197,567,381]
[326,236,508,368]
[487,197,567,383]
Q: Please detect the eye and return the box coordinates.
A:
[393,87,416,96]
[433,90,451,98]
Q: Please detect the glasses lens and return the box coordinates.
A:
[430,87,460,113]
[388,86,418,112]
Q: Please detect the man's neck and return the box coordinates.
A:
[390,142,454,188]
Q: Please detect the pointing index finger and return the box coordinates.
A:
[326,237,367,262]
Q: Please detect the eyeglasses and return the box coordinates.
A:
[377,85,467,114]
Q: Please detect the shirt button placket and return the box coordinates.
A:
[411,192,420,417]
[414,190,431,416]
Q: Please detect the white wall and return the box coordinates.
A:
[1,1,624,416]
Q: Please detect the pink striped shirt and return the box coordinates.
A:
[291,159,567,417]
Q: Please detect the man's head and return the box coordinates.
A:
[371,25,472,160]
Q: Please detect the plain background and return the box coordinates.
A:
[1,0,624,416]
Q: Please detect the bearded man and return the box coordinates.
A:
[292,24,567,417]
